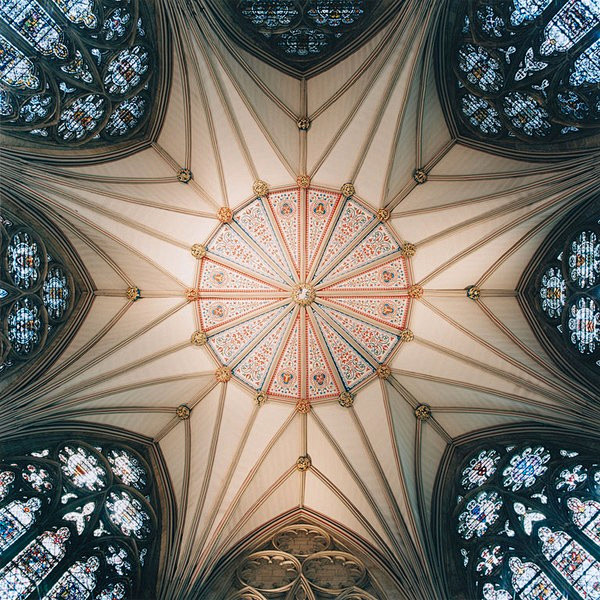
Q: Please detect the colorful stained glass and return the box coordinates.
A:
[279,28,328,56]
[0,472,15,502]
[460,94,502,134]
[0,35,40,89]
[454,443,600,600]
[22,464,53,492]
[56,94,106,142]
[451,0,600,146]
[95,582,127,600]
[510,0,553,25]
[51,0,98,28]
[0,0,154,146]
[567,296,600,354]
[105,490,151,539]
[0,527,70,600]
[514,47,548,81]
[570,39,600,86]
[104,96,146,137]
[104,544,132,576]
[201,187,411,402]
[502,446,550,491]
[19,94,52,123]
[476,546,503,575]
[43,266,71,321]
[241,0,298,27]
[307,1,364,27]
[63,501,95,534]
[458,45,504,92]
[457,491,503,540]
[106,449,147,490]
[508,557,565,600]
[43,555,99,599]
[0,498,42,553]
[568,497,600,546]
[461,449,500,490]
[6,296,45,356]
[557,90,590,120]
[0,89,16,116]
[568,231,599,289]
[6,230,43,290]
[539,266,566,319]
[58,445,107,491]
[539,527,600,598]
[555,464,587,491]
[0,0,69,58]
[502,92,551,137]
[104,46,149,95]
[513,502,546,535]
[539,0,600,55]
[482,583,512,600]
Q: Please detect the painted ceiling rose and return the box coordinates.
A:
[198,186,412,403]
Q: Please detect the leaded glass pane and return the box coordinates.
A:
[0,439,159,598]
[447,0,600,146]
[58,445,108,491]
[0,0,157,147]
[448,441,600,599]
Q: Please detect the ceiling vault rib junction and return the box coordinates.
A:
[349,4,435,186]
[195,22,299,183]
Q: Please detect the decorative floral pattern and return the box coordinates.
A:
[199,186,412,401]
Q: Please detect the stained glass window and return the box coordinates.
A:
[0,0,157,147]
[204,0,390,75]
[446,0,600,146]
[0,439,159,599]
[1,210,74,378]
[530,211,600,383]
[448,440,600,599]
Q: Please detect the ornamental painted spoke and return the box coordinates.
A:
[199,186,413,403]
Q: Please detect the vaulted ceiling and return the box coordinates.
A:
[1,0,599,598]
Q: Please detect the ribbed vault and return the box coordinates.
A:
[1,0,598,598]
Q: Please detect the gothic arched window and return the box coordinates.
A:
[519,202,599,393]
[439,0,600,153]
[202,1,399,77]
[0,438,160,599]
[0,209,76,379]
[0,0,157,147]
[443,438,600,600]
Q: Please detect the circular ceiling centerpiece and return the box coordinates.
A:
[197,186,413,403]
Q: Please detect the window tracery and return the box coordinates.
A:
[442,0,600,149]
[450,441,600,599]
[0,439,159,599]
[204,1,398,76]
[526,208,600,386]
[0,0,157,147]
[238,0,368,58]
[0,210,75,379]
[223,523,385,599]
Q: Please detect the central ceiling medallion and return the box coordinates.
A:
[291,283,316,306]
[197,185,413,403]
